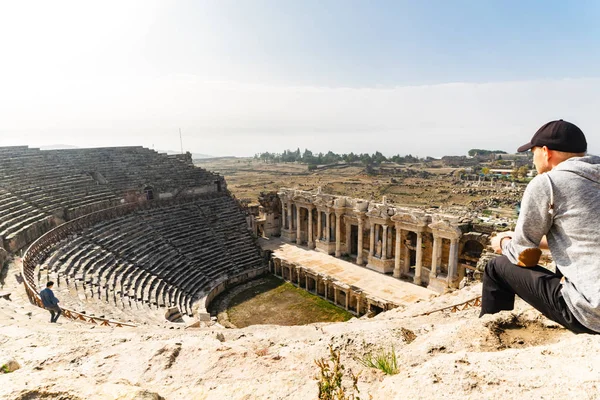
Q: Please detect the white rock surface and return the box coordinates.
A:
[1,261,599,399]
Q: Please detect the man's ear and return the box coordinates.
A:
[542,146,552,161]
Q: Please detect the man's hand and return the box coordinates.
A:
[491,231,514,254]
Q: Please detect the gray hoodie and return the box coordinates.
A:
[503,155,600,332]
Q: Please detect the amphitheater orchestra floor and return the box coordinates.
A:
[259,238,437,307]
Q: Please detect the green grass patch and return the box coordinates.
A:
[227,275,353,327]
[357,345,399,375]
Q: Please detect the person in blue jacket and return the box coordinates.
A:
[39,281,61,323]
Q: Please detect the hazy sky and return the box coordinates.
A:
[1,1,599,157]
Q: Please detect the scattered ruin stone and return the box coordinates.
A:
[14,390,82,400]
[164,307,183,323]
[400,327,417,343]
[116,390,165,400]
[0,359,21,373]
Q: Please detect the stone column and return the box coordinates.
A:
[335,213,342,257]
[345,220,351,254]
[393,225,402,278]
[282,203,287,229]
[317,211,322,241]
[334,287,338,305]
[296,205,301,244]
[447,238,459,286]
[357,217,364,265]
[331,213,336,241]
[287,201,293,231]
[430,235,441,279]
[325,212,331,243]
[308,206,315,248]
[381,224,388,260]
[404,241,411,274]
[324,280,328,299]
[356,295,361,315]
[369,223,375,257]
[414,231,423,285]
[345,290,349,310]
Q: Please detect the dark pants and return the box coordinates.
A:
[47,307,61,323]
[480,255,596,334]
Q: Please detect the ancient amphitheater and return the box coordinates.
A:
[0,146,265,327]
[1,146,599,400]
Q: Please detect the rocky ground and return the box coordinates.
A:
[197,158,524,212]
[2,259,599,400]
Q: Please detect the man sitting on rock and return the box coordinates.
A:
[39,281,61,323]
[480,119,600,334]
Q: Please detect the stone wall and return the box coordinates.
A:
[195,267,268,321]
[5,216,58,254]
[258,191,282,237]
[269,255,396,316]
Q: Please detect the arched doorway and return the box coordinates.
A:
[144,186,155,201]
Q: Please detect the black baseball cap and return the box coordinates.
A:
[517,119,587,153]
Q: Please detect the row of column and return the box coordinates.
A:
[270,257,391,316]
[283,201,343,256]
[392,230,459,286]
[282,202,460,287]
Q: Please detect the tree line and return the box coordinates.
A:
[254,148,427,166]
[480,165,531,179]
[255,148,513,165]
[467,149,507,157]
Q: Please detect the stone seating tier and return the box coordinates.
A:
[0,145,222,253]
[45,146,221,194]
[36,195,262,318]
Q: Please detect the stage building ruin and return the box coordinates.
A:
[261,188,490,294]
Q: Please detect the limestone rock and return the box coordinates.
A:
[116,390,165,400]
[0,359,21,373]
[14,390,81,400]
